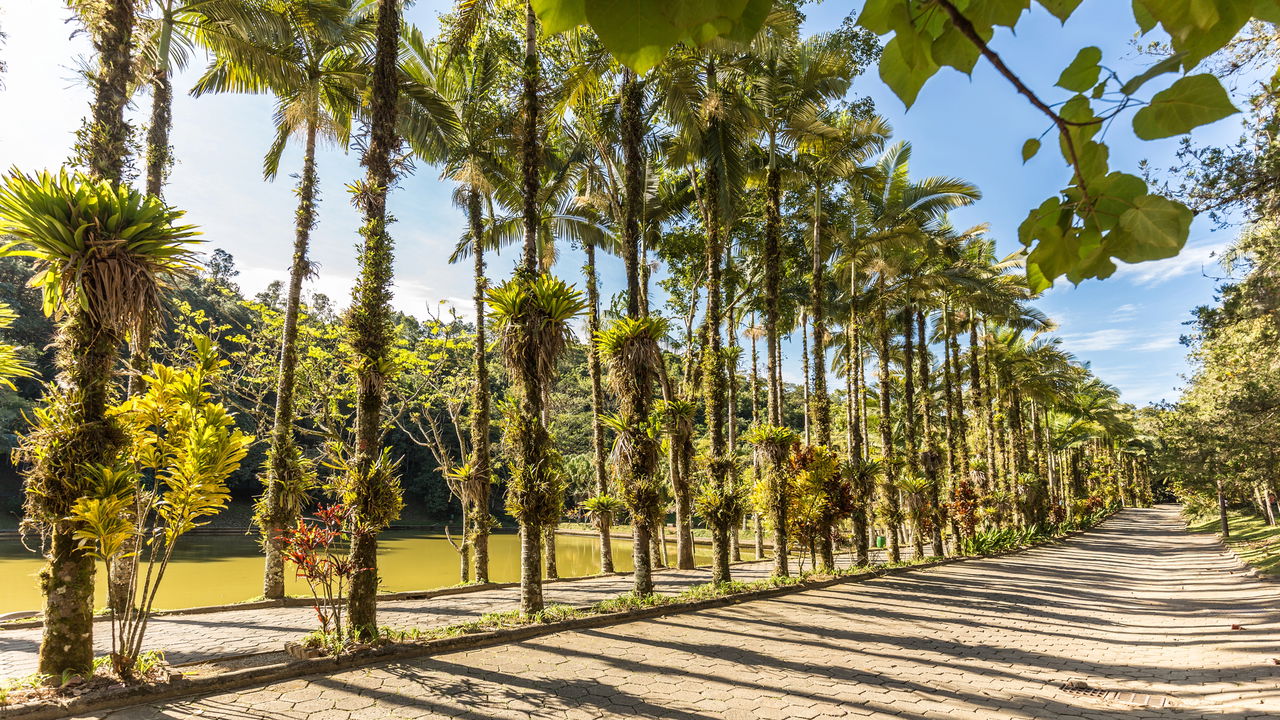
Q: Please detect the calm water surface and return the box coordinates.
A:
[0,531,751,614]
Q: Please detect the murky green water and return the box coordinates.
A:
[0,531,751,614]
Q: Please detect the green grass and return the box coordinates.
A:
[1188,511,1280,576]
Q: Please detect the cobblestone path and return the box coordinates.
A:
[80,506,1280,719]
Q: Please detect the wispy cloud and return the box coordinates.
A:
[1113,238,1230,288]
[1109,303,1140,323]
[1134,336,1180,352]
[1059,328,1136,351]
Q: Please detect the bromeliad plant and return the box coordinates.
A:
[746,424,799,577]
[72,337,252,678]
[1,168,200,677]
[487,273,585,614]
[597,316,667,596]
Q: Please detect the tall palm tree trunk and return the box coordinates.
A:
[346,0,402,638]
[583,241,612,573]
[763,156,782,425]
[262,120,320,600]
[810,188,831,446]
[917,311,945,557]
[467,189,492,582]
[876,297,901,563]
[43,0,134,677]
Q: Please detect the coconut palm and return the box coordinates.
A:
[1,169,199,676]
[193,0,374,600]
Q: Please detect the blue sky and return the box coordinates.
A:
[0,1,1249,406]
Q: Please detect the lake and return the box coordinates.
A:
[0,530,753,614]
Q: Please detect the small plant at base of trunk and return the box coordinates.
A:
[281,503,369,654]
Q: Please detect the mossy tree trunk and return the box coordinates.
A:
[877,295,902,563]
[40,0,134,677]
[345,0,402,639]
[262,120,319,601]
[583,240,612,573]
[917,311,945,557]
[466,188,492,583]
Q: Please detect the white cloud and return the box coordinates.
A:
[1134,336,1180,352]
[1059,328,1136,351]
[1109,303,1140,323]
[1113,238,1230,288]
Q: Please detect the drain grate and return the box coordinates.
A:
[1059,683,1175,708]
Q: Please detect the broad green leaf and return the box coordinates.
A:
[533,0,772,73]
[1056,46,1102,92]
[1136,0,1251,68]
[1132,0,1157,33]
[1022,138,1041,163]
[1037,0,1084,22]
[931,23,983,74]
[531,0,586,34]
[1088,172,1147,232]
[1132,73,1238,140]
[1119,54,1184,95]
[1112,194,1192,263]
[1075,140,1110,184]
[856,0,899,35]
[879,33,939,109]
[965,0,1031,30]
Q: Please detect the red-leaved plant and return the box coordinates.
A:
[280,504,366,646]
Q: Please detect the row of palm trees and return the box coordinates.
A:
[5,0,1150,677]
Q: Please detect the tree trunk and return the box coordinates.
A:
[634,517,655,591]
[84,0,134,183]
[520,525,543,610]
[261,120,320,601]
[877,297,901,563]
[1217,476,1229,538]
[810,186,830,446]
[700,60,731,585]
[917,312,944,557]
[544,525,558,579]
[583,241,611,573]
[801,313,811,444]
[345,0,402,638]
[41,0,133,669]
[764,156,782,425]
[467,188,492,583]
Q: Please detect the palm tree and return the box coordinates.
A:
[401,25,500,582]
[855,142,979,561]
[1,170,199,676]
[598,317,667,595]
[193,0,373,601]
[343,0,404,639]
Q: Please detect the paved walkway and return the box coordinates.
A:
[1,546,896,679]
[79,507,1280,718]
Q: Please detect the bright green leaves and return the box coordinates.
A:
[1019,173,1192,290]
[1132,73,1238,140]
[1133,0,1255,69]
[1114,195,1193,262]
[530,0,771,73]
[1021,138,1041,163]
[879,32,940,108]
[1037,0,1084,22]
[1056,46,1101,92]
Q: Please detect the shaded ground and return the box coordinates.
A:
[1188,511,1280,577]
[83,506,1280,719]
[2,546,895,679]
